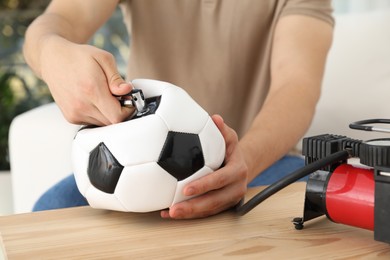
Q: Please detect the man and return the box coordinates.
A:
[23,0,334,219]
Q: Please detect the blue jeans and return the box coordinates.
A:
[33,155,305,211]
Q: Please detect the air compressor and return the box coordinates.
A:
[236,119,390,244]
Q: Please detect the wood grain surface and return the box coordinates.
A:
[0,183,389,259]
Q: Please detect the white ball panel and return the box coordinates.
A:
[199,117,226,170]
[131,79,174,99]
[102,116,168,166]
[171,166,213,206]
[75,115,168,166]
[73,128,104,154]
[115,163,177,212]
[157,87,209,133]
[71,141,91,197]
[85,186,127,211]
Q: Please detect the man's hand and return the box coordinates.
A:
[161,114,248,219]
[23,0,129,126]
[40,37,134,126]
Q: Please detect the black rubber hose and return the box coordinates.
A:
[235,150,350,216]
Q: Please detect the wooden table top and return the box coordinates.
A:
[0,182,389,259]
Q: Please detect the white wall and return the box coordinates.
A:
[333,0,390,13]
[301,2,390,144]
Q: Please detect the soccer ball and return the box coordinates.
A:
[71,79,226,212]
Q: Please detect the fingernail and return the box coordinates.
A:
[160,211,170,219]
[185,187,195,196]
[174,209,184,218]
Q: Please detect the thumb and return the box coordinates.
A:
[211,114,238,144]
[96,52,133,96]
[211,114,225,132]
[108,72,133,96]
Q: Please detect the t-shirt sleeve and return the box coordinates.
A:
[281,0,334,26]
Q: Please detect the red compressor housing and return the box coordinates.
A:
[326,164,374,230]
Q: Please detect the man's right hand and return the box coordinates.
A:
[23,0,128,126]
[40,37,134,126]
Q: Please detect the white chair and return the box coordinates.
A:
[9,103,79,213]
[9,10,390,214]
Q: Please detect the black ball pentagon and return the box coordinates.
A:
[88,142,124,194]
[158,131,205,181]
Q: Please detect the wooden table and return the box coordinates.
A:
[0,183,389,259]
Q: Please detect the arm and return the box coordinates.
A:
[241,15,333,181]
[162,15,333,219]
[23,0,134,126]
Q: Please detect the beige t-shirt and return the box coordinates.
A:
[120,0,334,138]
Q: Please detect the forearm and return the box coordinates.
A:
[23,14,77,78]
[240,83,319,182]
[23,0,119,78]
[240,15,333,182]
[23,0,133,126]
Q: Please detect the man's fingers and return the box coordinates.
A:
[90,51,135,124]
[94,51,133,96]
[211,114,224,131]
[96,95,135,124]
[183,158,246,197]
[109,73,133,96]
[163,185,244,219]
